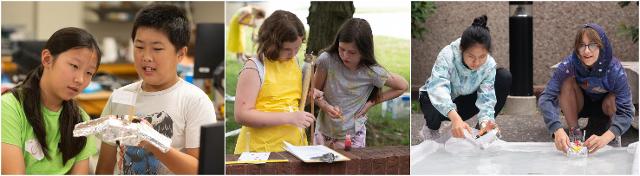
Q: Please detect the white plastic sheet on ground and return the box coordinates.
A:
[443,129,503,156]
[630,142,639,175]
[411,132,637,174]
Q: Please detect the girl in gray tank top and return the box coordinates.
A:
[313,18,408,149]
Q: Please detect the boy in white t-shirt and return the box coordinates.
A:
[95,4,216,174]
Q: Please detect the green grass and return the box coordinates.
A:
[374,36,410,81]
[225,31,410,154]
[225,100,240,154]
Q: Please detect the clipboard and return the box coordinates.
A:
[282,141,350,163]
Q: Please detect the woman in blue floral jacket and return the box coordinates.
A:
[418,15,512,140]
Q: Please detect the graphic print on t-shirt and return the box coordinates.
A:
[122,111,174,174]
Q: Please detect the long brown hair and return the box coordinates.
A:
[256,10,305,61]
[325,18,382,103]
[573,27,602,55]
[6,27,101,165]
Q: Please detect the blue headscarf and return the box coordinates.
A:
[570,23,620,100]
[539,23,635,137]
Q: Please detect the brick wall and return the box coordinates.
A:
[412,1,639,90]
[226,146,409,175]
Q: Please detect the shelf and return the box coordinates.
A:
[2,56,138,78]
[85,5,143,23]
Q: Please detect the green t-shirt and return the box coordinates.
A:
[1,93,97,174]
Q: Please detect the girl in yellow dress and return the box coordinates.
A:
[227,6,265,63]
[233,10,315,154]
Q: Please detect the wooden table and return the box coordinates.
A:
[2,56,17,73]
[75,91,112,117]
[225,146,410,175]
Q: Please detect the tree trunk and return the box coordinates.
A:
[306,2,355,54]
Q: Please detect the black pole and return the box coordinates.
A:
[509,1,534,96]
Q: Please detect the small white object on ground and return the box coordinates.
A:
[238,152,271,164]
[443,129,502,156]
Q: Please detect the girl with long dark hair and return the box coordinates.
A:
[2,27,102,174]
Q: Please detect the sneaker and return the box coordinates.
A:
[420,126,441,141]
[608,135,622,147]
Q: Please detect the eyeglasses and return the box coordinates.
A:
[578,43,599,52]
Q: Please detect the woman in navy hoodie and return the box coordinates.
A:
[539,23,634,154]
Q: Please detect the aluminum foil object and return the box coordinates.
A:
[73,115,172,153]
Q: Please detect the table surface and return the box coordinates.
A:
[226,146,410,174]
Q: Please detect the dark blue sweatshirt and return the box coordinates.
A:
[538,23,635,137]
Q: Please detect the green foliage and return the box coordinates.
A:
[411,100,421,113]
[411,2,436,40]
[617,23,639,44]
[617,1,639,43]
[617,1,638,8]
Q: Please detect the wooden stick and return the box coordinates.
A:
[300,53,316,110]
[309,57,316,145]
[300,53,316,145]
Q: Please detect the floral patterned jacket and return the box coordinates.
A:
[419,38,498,122]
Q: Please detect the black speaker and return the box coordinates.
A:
[11,41,46,74]
[198,122,225,175]
[194,23,225,79]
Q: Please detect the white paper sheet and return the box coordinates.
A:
[111,90,137,106]
[284,141,334,158]
[238,152,271,164]
[282,141,349,163]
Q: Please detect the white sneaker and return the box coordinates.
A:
[608,136,622,147]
